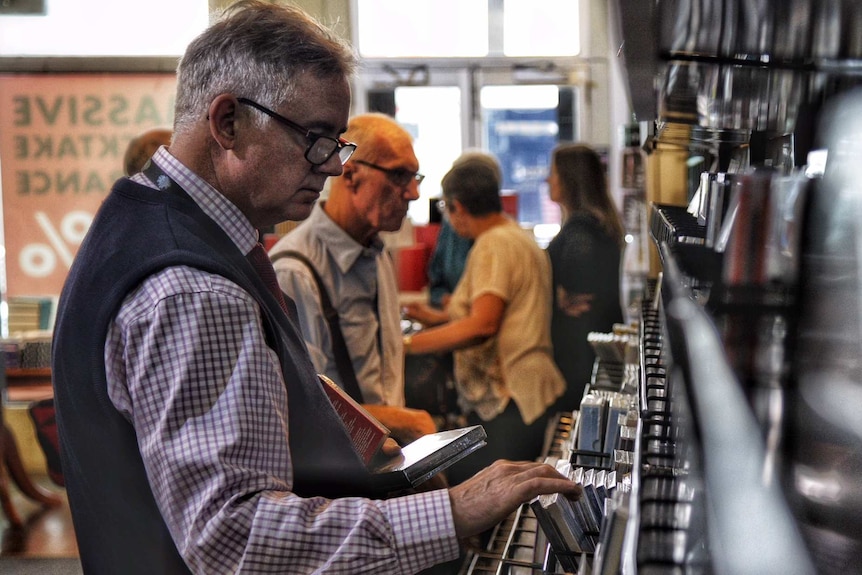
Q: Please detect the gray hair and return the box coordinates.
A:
[442,151,503,216]
[451,150,503,187]
[173,0,358,135]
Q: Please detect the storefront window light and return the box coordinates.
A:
[356,0,579,58]
[0,0,208,57]
[503,0,580,57]
[357,0,488,58]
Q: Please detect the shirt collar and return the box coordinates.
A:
[310,202,385,273]
[135,146,259,255]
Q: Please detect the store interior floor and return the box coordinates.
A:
[0,475,82,575]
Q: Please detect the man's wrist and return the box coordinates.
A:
[403,333,413,354]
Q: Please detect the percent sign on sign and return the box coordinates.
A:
[20,211,94,278]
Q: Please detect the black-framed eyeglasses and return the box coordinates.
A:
[354,159,425,187]
[237,97,356,166]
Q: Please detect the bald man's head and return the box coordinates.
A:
[123,128,172,176]
[325,113,421,244]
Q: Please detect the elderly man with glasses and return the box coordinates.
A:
[52,3,579,574]
[270,113,438,448]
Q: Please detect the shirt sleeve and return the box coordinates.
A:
[105,266,459,574]
[464,234,514,304]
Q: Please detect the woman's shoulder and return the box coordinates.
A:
[563,213,617,240]
[549,215,591,245]
[486,220,543,251]
[566,212,602,228]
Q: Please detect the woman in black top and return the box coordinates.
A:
[546,143,625,412]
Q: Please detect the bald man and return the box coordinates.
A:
[270,113,437,445]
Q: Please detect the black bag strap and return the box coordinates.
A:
[270,249,365,404]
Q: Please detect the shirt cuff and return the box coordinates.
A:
[380,489,460,573]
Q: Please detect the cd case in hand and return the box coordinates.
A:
[372,425,487,492]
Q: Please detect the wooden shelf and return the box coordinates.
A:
[5,369,53,401]
[7,368,52,379]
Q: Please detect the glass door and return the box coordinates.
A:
[480,83,572,235]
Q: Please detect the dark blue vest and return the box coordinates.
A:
[52,178,373,574]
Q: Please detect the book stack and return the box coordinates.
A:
[20,335,52,369]
[2,331,54,369]
[1,338,21,369]
[7,296,57,335]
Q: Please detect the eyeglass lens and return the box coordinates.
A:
[391,170,425,187]
[355,160,424,186]
[307,137,355,166]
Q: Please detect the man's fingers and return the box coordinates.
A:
[449,460,582,538]
[380,438,402,456]
[493,461,581,499]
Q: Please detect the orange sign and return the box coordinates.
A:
[0,73,176,297]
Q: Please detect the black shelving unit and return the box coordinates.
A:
[653,234,816,574]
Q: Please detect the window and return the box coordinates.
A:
[0,0,207,56]
[503,0,580,57]
[355,0,583,227]
[482,85,563,226]
[357,0,488,58]
[356,0,580,58]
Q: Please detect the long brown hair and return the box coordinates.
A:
[552,143,624,245]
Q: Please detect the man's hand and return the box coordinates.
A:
[402,302,450,327]
[556,287,593,318]
[448,460,582,539]
[363,405,438,445]
[378,437,402,458]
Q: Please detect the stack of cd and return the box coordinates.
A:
[531,457,624,568]
[574,391,637,468]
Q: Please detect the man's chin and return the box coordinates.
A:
[381,213,410,233]
[284,195,321,221]
[286,203,316,222]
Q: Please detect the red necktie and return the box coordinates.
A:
[246,242,290,316]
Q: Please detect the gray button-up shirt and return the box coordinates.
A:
[271,202,405,406]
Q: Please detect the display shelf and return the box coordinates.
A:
[461,412,588,575]
[3,368,53,403]
[656,240,816,574]
[649,204,706,248]
[462,229,819,573]
[660,51,862,76]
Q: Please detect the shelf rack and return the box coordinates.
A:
[650,211,816,573]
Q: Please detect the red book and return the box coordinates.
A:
[319,374,390,464]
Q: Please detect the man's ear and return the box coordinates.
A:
[208,94,239,150]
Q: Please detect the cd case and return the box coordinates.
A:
[372,425,487,492]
